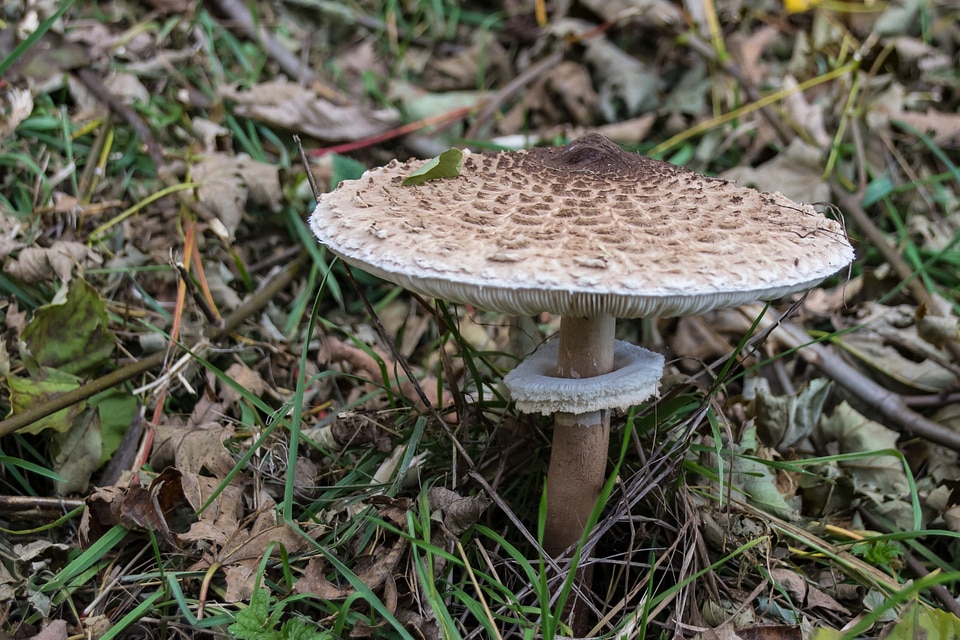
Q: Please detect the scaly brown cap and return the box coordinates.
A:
[310,134,854,317]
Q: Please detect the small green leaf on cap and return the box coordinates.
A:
[402,148,463,186]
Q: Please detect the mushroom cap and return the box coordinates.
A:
[310,134,854,318]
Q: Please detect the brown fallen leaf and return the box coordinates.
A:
[0,88,33,139]
[220,79,399,142]
[427,487,491,536]
[319,335,455,420]
[4,241,102,284]
[150,422,238,478]
[191,153,282,239]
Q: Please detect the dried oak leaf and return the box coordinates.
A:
[220,79,399,142]
[4,241,102,284]
[191,153,282,239]
[427,487,491,536]
[0,88,33,139]
[150,422,237,478]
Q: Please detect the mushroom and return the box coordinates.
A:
[309,133,854,608]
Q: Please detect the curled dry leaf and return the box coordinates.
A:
[0,88,33,139]
[191,153,282,239]
[150,422,238,477]
[319,335,456,421]
[422,31,512,92]
[220,79,400,142]
[721,138,831,205]
[427,487,491,536]
[818,402,908,496]
[4,241,102,284]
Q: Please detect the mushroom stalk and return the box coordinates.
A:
[544,314,615,560]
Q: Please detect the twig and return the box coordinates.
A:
[751,306,960,452]
[75,68,165,171]
[0,253,307,438]
[680,32,795,146]
[465,51,564,140]
[208,0,346,101]
[831,183,960,364]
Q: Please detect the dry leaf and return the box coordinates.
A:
[721,138,830,205]
[150,422,238,477]
[26,620,68,640]
[422,31,511,92]
[4,241,102,284]
[895,109,960,145]
[177,472,244,544]
[220,362,266,405]
[319,335,456,421]
[220,79,399,142]
[0,88,33,139]
[191,153,281,239]
[427,487,491,536]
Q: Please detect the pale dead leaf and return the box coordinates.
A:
[220,362,266,406]
[177,472,244,544]
[27,620,68,640]
[203,260,243,312]
[150,422,237,478]
[731,26,779,86]
[319,335,455,421]
[224,562,257,603]
[579,0,684,28]
[296,557,353,599]
[423,31,511,92]
[510,61,598,129]
[220,79,399,142]
[427,487,491,536]
[0,88,33,139]
[782,75,830,147]
[192,118,230,153]
[770,568,807,601]
[584,37,659,122]
[720,138,830,205]
[943,505,960,533]
[191,153,281,239]
[894,109,960,146]
[819,402,908,495]
[4,241,102,284]
[805,583,850,614]
[103,72,150,105]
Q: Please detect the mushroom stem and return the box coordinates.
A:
[545,314,615,560]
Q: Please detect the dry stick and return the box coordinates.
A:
[681,32,795,146]
[464,51,564,141]
[208,0,345,99]
[831,183,960,364]
[75,68,165,170]
[755,307,960,452]
[0,254,307,439]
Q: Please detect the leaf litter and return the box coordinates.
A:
[2,0,960,638]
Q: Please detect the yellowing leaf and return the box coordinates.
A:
[7,367,84,435]
[22,278,115,375]
[402,148,463,186]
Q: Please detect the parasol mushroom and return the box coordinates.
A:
[309,133,854,622]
